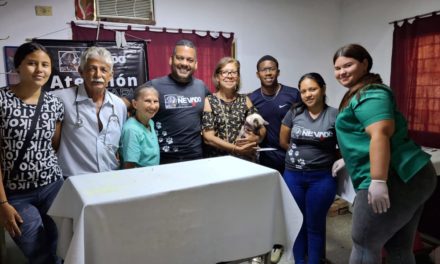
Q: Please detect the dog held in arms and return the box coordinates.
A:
[238,113,269,148]
[238,113,268,139]
[237,113,268,161]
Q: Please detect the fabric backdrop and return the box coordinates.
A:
[72,22,234,92]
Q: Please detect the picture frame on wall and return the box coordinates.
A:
[3,46,19,86]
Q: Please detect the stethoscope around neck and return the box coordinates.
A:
[74,86,120,129]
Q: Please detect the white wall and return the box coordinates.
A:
[1,0,439,107]
[0,0,75,82]
[153,0,341,105]
[337,0,440,106]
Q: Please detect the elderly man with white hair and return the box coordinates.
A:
[53,46,127,177]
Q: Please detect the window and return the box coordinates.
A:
[411,35,440,134]
[391,13,440,147]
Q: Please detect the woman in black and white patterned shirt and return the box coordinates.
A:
[0,42,64,264]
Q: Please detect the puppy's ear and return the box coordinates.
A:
[259,116,269,125]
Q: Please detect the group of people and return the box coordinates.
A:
[0,39,436,264]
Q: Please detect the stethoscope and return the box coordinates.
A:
[74,86,120,130]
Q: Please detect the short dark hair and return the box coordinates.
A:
[14,42,51,69]
[256,55,279,70]
[173,39,197,57]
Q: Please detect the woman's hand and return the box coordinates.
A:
[331,158,345,177]
[0,203,23,237]
[236,133,259,145]
[368,180,390,214]
[234,139,257,158]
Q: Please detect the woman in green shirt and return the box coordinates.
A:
[120,85,160,168]
[333,43,436,264]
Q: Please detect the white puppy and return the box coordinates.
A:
[238,113,268,139]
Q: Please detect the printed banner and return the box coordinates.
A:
[5,40,148,99]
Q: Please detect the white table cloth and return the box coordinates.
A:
[48,156,302,264]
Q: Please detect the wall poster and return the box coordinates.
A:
[4,40,148,99]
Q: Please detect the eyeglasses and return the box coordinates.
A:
[258,67,278,73]
[219,70,239,77]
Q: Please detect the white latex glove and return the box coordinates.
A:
[368,180,390,214]
[331,158,345,177]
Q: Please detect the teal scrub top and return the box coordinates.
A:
[120,117,160,167]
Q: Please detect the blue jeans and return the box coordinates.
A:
[350,162,437,264]
[7,179,63,264]
[283,169,336,264]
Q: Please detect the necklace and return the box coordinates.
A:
[216,91,236,103]
[260,84,281,101]
[215,95,231,142]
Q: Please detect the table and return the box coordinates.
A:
[48,156,302,264]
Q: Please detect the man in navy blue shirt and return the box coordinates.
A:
[249,55,300,174]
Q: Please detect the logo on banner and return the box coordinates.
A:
[58,51,81,72]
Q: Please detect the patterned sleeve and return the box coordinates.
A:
[247,105,258,116]
[0,88,7,108]
[202,111,214,130]
[55,96,65,122]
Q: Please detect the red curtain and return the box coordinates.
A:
[390,13,440,148]
[71,22,234,92]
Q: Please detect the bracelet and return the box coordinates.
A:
[0,200,8,205]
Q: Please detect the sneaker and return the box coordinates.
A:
[270,244,284,263]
